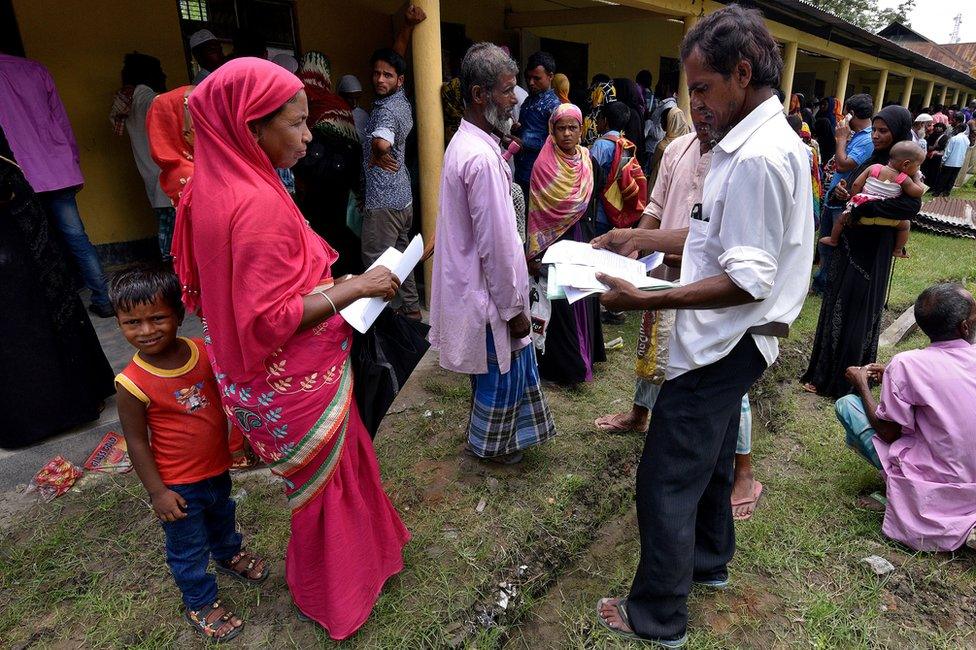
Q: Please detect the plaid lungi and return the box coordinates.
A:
[468,333,557,457]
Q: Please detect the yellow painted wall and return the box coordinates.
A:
[532,19,684,85]
[11,0,974,246]
[13,0,187,245]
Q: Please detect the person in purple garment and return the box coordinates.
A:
[429,43,557,466]
[837,282,976,552]
[0,53,112,317]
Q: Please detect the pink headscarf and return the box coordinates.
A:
[171,57,337,381]
[526,103,594,258]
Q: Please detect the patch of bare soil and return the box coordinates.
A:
[510,508,639,649]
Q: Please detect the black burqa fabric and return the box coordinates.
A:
[0,127,115,448]
[802,106,920,397]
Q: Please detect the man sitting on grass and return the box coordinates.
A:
[836,282,976,552]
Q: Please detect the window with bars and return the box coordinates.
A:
[177,0,298,81]
[179,0,208,22]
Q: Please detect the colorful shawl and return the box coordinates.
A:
[109,85,135,136]
[146,85,196,206]
[527,103,594,258]
[832,97,844,125]
[298,51,359,143]
[583,81,616,145]
[553,73,570,104]
[800,123,823,216]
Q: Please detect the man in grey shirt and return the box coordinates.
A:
[362,47,421,317]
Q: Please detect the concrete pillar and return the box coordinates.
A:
[677,14,698,119]
[780,41,799,111]
[901,75,914,108]
[874,69,888,113]
[939,84,949,105]
[922,79,935,108]
[835,58,851,107]
[962,92,970,107]
[952,87,960,106]
[410,0,444,301]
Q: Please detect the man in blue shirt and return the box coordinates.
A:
[513,51,560,198]
[812,93,874,295]
[589,101,632,235]
[932,115,970,196]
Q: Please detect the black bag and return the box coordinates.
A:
[351,309,431,437]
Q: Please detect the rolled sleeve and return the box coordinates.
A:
[370,105,396,144]
[718,246,778,299]
[717,156,790,300]
[876,359,913,432]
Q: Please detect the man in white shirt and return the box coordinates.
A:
[115,53,173,259]
[594,6,813,646]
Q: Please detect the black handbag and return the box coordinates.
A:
[351,309,431,437]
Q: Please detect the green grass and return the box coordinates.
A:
[1,230,974,648]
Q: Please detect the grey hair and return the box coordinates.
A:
[914,282,974,342]
[460,42,518,105]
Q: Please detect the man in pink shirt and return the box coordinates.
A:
[838,283,976,552]
[0,53,111,316]
[429,43,556,465]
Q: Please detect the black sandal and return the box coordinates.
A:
[216,551,269,584]
[184,599,244,642]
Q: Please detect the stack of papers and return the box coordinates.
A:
[340,234,424,333]
[540,240,675,304]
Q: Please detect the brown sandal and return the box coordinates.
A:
[184,599,244,642]
[217,551,269,584]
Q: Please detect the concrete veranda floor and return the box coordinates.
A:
[0,298,203,489]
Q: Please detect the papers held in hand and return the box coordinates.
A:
[540,240,675,304]
[340,234,424,333]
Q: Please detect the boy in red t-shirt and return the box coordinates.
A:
[111,267,268,643]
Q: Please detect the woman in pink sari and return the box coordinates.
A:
[170,57,410,640]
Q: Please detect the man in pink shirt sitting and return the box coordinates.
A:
[838,282,976,552]
[428,43,557,465]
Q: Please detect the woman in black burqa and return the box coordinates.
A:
[0,126,114,448]
[802,105,921,398]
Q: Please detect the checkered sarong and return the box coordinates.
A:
[467,335,556,458]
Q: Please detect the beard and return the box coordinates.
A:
[484,100,513,135]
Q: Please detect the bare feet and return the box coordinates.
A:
[892,247,910,258]
[594,408,648,433]
[801,382,818,394]
[598,598,634,634]
[819,236,838,247]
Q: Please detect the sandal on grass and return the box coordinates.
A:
[594,413,647,434]
[217,551,269,584]
[184,599,243,643]
[732,481,764,522]
[596,598,688,648]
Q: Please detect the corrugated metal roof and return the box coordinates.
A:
[716,1,976,90]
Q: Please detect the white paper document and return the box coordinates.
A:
[340,234,424,333]
[539,240,675,301]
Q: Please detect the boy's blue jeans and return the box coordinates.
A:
[161,471,242,610]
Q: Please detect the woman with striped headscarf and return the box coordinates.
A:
[527,103,606,385]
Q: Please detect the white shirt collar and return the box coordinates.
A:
[716,95,784,155]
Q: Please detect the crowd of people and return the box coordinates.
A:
[1,2,975,646]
